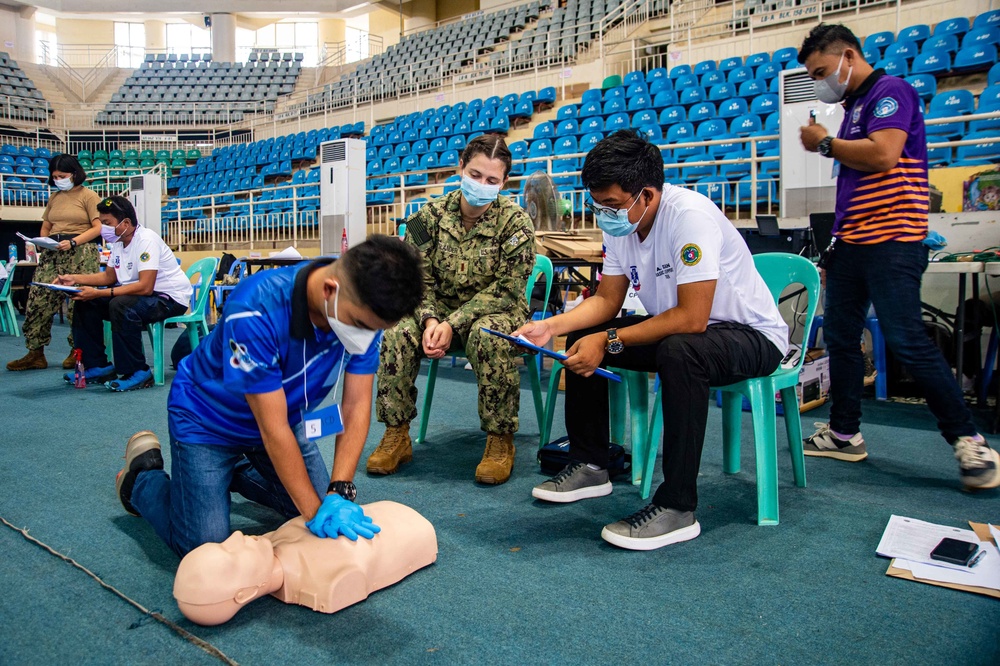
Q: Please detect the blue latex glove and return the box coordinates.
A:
[305,494,381,541]
[922,230,948,251]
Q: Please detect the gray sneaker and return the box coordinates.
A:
[601,504,701,551]
[952,434,1000,490]
[532,462,612,503]
[803,423,867,461]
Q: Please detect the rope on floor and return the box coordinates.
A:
[0,515,239,666]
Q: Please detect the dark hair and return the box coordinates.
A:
[581,129,665,193]
[96,195,139,227]
[340,234,424,323]
[48,153,87,187]
[798,23,865,64]
[460,133,512,178]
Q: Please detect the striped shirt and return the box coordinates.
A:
[834,71,929,244]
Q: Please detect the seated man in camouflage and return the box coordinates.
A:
[370,134,535,485]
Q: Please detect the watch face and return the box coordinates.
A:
[608,340,625,354]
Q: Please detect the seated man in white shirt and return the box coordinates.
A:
[513,130,788,551]
[55,195,192,391]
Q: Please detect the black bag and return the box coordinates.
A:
[530,279,563,316]
[216,252,238,282]
[537,436,631,478]
[171,323,216,369]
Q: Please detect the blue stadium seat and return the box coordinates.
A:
[864,31,894,56]
[557,104,578,119]
[719,97,748,119]
[750,94,778,116]
[649,78,673,96]
[738,79,765,98]
[675,74,699,90]
[923,34,959,55]
[990,61,1000,84]
[679,87,706,105]
[688,101,716,123]
[899,25,931,45]
[756,63,782,81]
[627,94,652,112]
[534,121,555,139]
[772,47,798,67]
[646,67,668,82]
[955,130,1000,164]
[638,123,663,143]
[971,84,1000,132]
[694,177,729,209]
[708,83,735,102]
[926,89,974,139]
[693,59,717,75]
[579,116,603,134]
[659,105,686,126]
[885,40,919,62]
[728,66,754,84]
[626,82,649,98]
[580,132,604,152]
[695,118,728,141]
[953,44,998,72]
[745,52,769,68]
[731,113,762,137]
[719,57,742,73]
[623,70,645,86]
[631,109,658,127]
[554,135,578,156]
[975,10,1000,29]
[605,113,630,132]
[934,17,970,38]
[557,118,579,136]
[911,50,951,76]
[669,64,693,79]
[579,101,602,118]
[700,71,724,88]
[582,89,602,105]
[681,153,715,181]
[878,57,908,77]
[905,74,937,101]
[604,86,626,100]
[653,90,679,108]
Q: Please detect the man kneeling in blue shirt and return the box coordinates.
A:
[116,236,425,557]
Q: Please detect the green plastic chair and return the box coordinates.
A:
[0,261,21,337]
[415,254,553,444]
[147,257,218,385]
[103,257,218,385]
[634,253,820,525]
[77,149,92,161]
[601,74,623,90]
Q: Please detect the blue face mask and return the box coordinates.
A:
[593,192,647,237]
[460,174,501,207]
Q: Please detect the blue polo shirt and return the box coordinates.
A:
[168,260,382,446]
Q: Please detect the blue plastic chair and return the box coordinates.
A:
[639,253,820,524]
[415,255,554,445]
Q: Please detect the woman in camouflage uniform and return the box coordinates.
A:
[370,134,535,485]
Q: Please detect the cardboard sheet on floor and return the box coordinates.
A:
[887,523,1000,599]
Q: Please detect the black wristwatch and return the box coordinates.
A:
[817,136,834,158]
[328,480,357,501]
[606,328,624,354]
[69,239,77,249]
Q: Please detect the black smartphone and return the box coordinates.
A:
[930,537,979,566]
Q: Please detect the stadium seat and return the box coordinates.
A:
[925,89,974,139]
[954,130,1000,165]
[911,50,951,76]
[905,74,937,101]
[953,44,998,72]
[898,25,931,45]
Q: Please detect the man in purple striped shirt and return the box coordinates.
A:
[797,23,998,491]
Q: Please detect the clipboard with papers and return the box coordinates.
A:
[480,327,622,382]
[30,282,81,294]
[17,232,61,251]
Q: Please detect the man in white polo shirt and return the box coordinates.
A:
[514,130,788,550]
[55,195,192,391]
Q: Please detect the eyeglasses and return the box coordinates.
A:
[584,191,641,218]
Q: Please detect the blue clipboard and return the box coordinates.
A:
[30,282,81,294]
[480,327,622,383]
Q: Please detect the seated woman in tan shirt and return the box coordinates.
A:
[6,153,102,372]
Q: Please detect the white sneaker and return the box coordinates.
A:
[953,435,1000,490]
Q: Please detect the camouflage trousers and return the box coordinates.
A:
[376,312,523,434]
[22,243,100,352]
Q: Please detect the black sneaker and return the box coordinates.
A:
[601,504,701,551]
[952,435,1000,490]
[115,431,164,516]
[531,462,612,503]
[803,423,867,461]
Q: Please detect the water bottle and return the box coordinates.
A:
[7,243,16,266]
[341,227,348,255]
[73,349,86,389]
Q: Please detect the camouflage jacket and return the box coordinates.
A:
[403,190,535,335]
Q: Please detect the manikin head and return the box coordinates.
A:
[173,531,280,626]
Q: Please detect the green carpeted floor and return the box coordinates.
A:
[0,321,997,665]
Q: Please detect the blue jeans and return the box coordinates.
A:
[824,240,976,441]
[131,424,329,558]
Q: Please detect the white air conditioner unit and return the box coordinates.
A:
[319,138,366,255]
[128,173,163,237]
[779,68,845,218]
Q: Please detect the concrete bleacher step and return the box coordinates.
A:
[18,62,71,106]
[89,69,133,106]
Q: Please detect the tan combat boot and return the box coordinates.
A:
[6,348,47,371]
[366,424,413,475]
[62,350,77,370]
[476,433,516,485]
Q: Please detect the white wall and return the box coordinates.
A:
[0,6,20,57]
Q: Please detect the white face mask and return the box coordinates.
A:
[814,52,853,104]
[54,177,74,191]
[325,284,378,355]
[100,220,124,243]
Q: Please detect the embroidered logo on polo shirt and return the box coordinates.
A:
[140,252,150,262]
[852,105,863,124]
[229,339,258,372]
[681,244,702,266]
[629,265,641,291]
[873,97,898,118]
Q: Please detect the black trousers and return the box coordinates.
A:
[565,316,784,512]
[72,294,187,376]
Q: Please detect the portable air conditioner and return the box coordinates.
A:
[128,173,163,237]
[319,138,366,255]
[779,68,845,218]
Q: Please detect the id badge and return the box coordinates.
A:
[831,160,840,179]
[301,403,344,440]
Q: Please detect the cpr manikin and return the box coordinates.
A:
[173,501,437,625]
